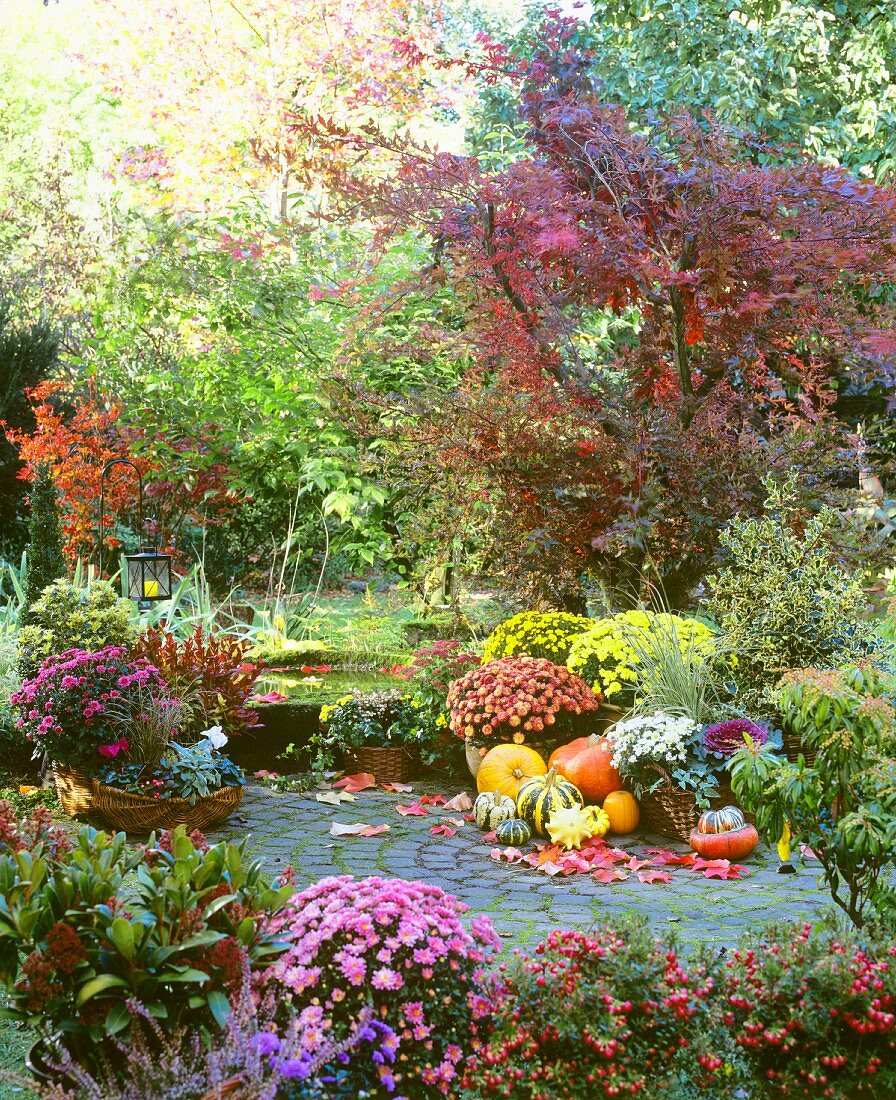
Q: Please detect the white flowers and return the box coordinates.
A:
[200,725,228,751]
[606,712,697,774]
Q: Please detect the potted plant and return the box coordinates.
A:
[446,656,600,778]
[10,645,169,815]
[312,689,433,784]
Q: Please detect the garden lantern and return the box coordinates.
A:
[98,457,172,607]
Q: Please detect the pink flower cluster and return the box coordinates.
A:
[447,655,599,742]
[263,876,501,1099]
[10,646,168,768]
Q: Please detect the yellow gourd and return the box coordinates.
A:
[583,804,610,837]
[546,805,594,851]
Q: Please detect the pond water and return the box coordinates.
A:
[253,669,404,704]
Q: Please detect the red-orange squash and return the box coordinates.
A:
[549,734,623,803]
[601,790,639,834]
[477,744,547,800]
[689,824,759,861]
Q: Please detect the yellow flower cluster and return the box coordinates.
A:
[566,610,714,699]
[319,694,355,725]
[482,611,592,665]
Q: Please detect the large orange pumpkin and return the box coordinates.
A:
[602,790,640,834]
[477,744,548,800]
[549,734,623,803]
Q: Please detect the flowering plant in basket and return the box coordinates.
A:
[10,646,168,769]
[447,655,599,745]
[311,689,435,771]
[262,875,501,1099]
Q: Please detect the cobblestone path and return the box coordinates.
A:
[216,782,834,947]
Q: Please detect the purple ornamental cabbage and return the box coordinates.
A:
[702,718,768,756]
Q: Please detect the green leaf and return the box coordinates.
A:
[76,974,129,1007]
[206,990,231,1028]
[109,917,135,960]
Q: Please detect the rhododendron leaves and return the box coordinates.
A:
[638,869,674,884]
[690,857,748,879]
[592,867,630,884]
[381,782,414,793]
[395,802,428,817]
[332,773,376,793]
[316,790,356,805]
[329,822,390,838]
[443,791,473,811]
[429,824,457,838]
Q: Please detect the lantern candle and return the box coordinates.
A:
[143,580,159,598]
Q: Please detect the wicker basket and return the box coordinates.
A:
[638,767,753,842]
[343,745,419,786]
[781,730,817,767]
[53,764,96,817]
[90,781,243,834]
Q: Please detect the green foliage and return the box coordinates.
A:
[0,635,26,766]
[566,609,715,703]
[731,665,896,928]
[20,463,66,627]
[0,816,292,1057]
[16,579,136,677]
[705,475,883,716]
[312,689,435,770]
[481,610,591,664]
[96,740,245,805]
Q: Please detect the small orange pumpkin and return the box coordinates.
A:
[477,744,547,800]
[549,734,623,803]
[602,789,639,834]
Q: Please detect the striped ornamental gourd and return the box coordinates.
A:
[495,818,532,846]
[515,767,583,836]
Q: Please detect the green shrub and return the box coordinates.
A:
[16,578,136,677]
[20,462,66,628]
[482,610,591,664]
[705,475,883,716]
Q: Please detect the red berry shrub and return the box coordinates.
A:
[132,626,260,738]
[447,656,599,743]
[466,922,727,1098]
[722,920,896,1098]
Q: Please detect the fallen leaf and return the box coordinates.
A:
[419,793,447,806]
[333,773,376,793]
[489,846,524,863]
[381,782,414,793]
[482,830,497,843]
[444,816,466,828]
[395,802,429,817]
[638,869,673,884]
[444,792,473,811]
[540,861,566,876]
[645,847,696,866]
[626,856,655,872]
[18,785,38,796]
[253,770,279,780]
[592,867,629,883]
[316,790,356,805]
[537,843,563,867]
[329,822,390,838]
[248,691,288,704]
[430,824,457,838]
[690,857,748,880]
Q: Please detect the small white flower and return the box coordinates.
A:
[201,725,228,750]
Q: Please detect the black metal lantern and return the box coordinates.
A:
[98,458,172,606]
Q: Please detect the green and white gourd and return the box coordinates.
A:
[495,818,532,846]
[473,790,517,830]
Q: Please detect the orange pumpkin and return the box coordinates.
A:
[689,823,759,861]
[477,744,548,800]
[549,734,623,803]
[602,790,639,834]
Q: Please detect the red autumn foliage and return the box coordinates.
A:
[301,15,896,604]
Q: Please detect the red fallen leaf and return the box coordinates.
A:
[626,856,655,872]
[645,847,697,866]
[249,691,288,704]
[330,822,390,838]
[419,793,447,806]
[444,792,473,811]
[253,769,279,779]
[444,817,466,828]
[690,857,748,880]
[381,782,414,793]
[482,830,497,843]
[430,824,457,838]
[593,867,629,883]
[490,846,524,863]
[462,812,476,822]
[557,851,593,873]
[333,773,376,793]
[638,869,673,884]
[396,802,429,817]
[539,860,567,876]
[536,843,563,867]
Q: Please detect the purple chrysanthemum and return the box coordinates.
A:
[703,718,768,756]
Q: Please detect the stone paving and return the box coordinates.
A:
[216,782,836,947]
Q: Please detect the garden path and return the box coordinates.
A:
[216,783,834,947]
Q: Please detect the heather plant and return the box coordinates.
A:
[16,579,136,678]
[721,918,896,1098]
[566,610,715,705]
[0,815,293,1066]
[705,474,883,716]
[465,920,732,1099]
[481,611,591,664]
[731,665,896,928]
[448,656,599,745]
[263,875,501,1099]
[10,646,169,769]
